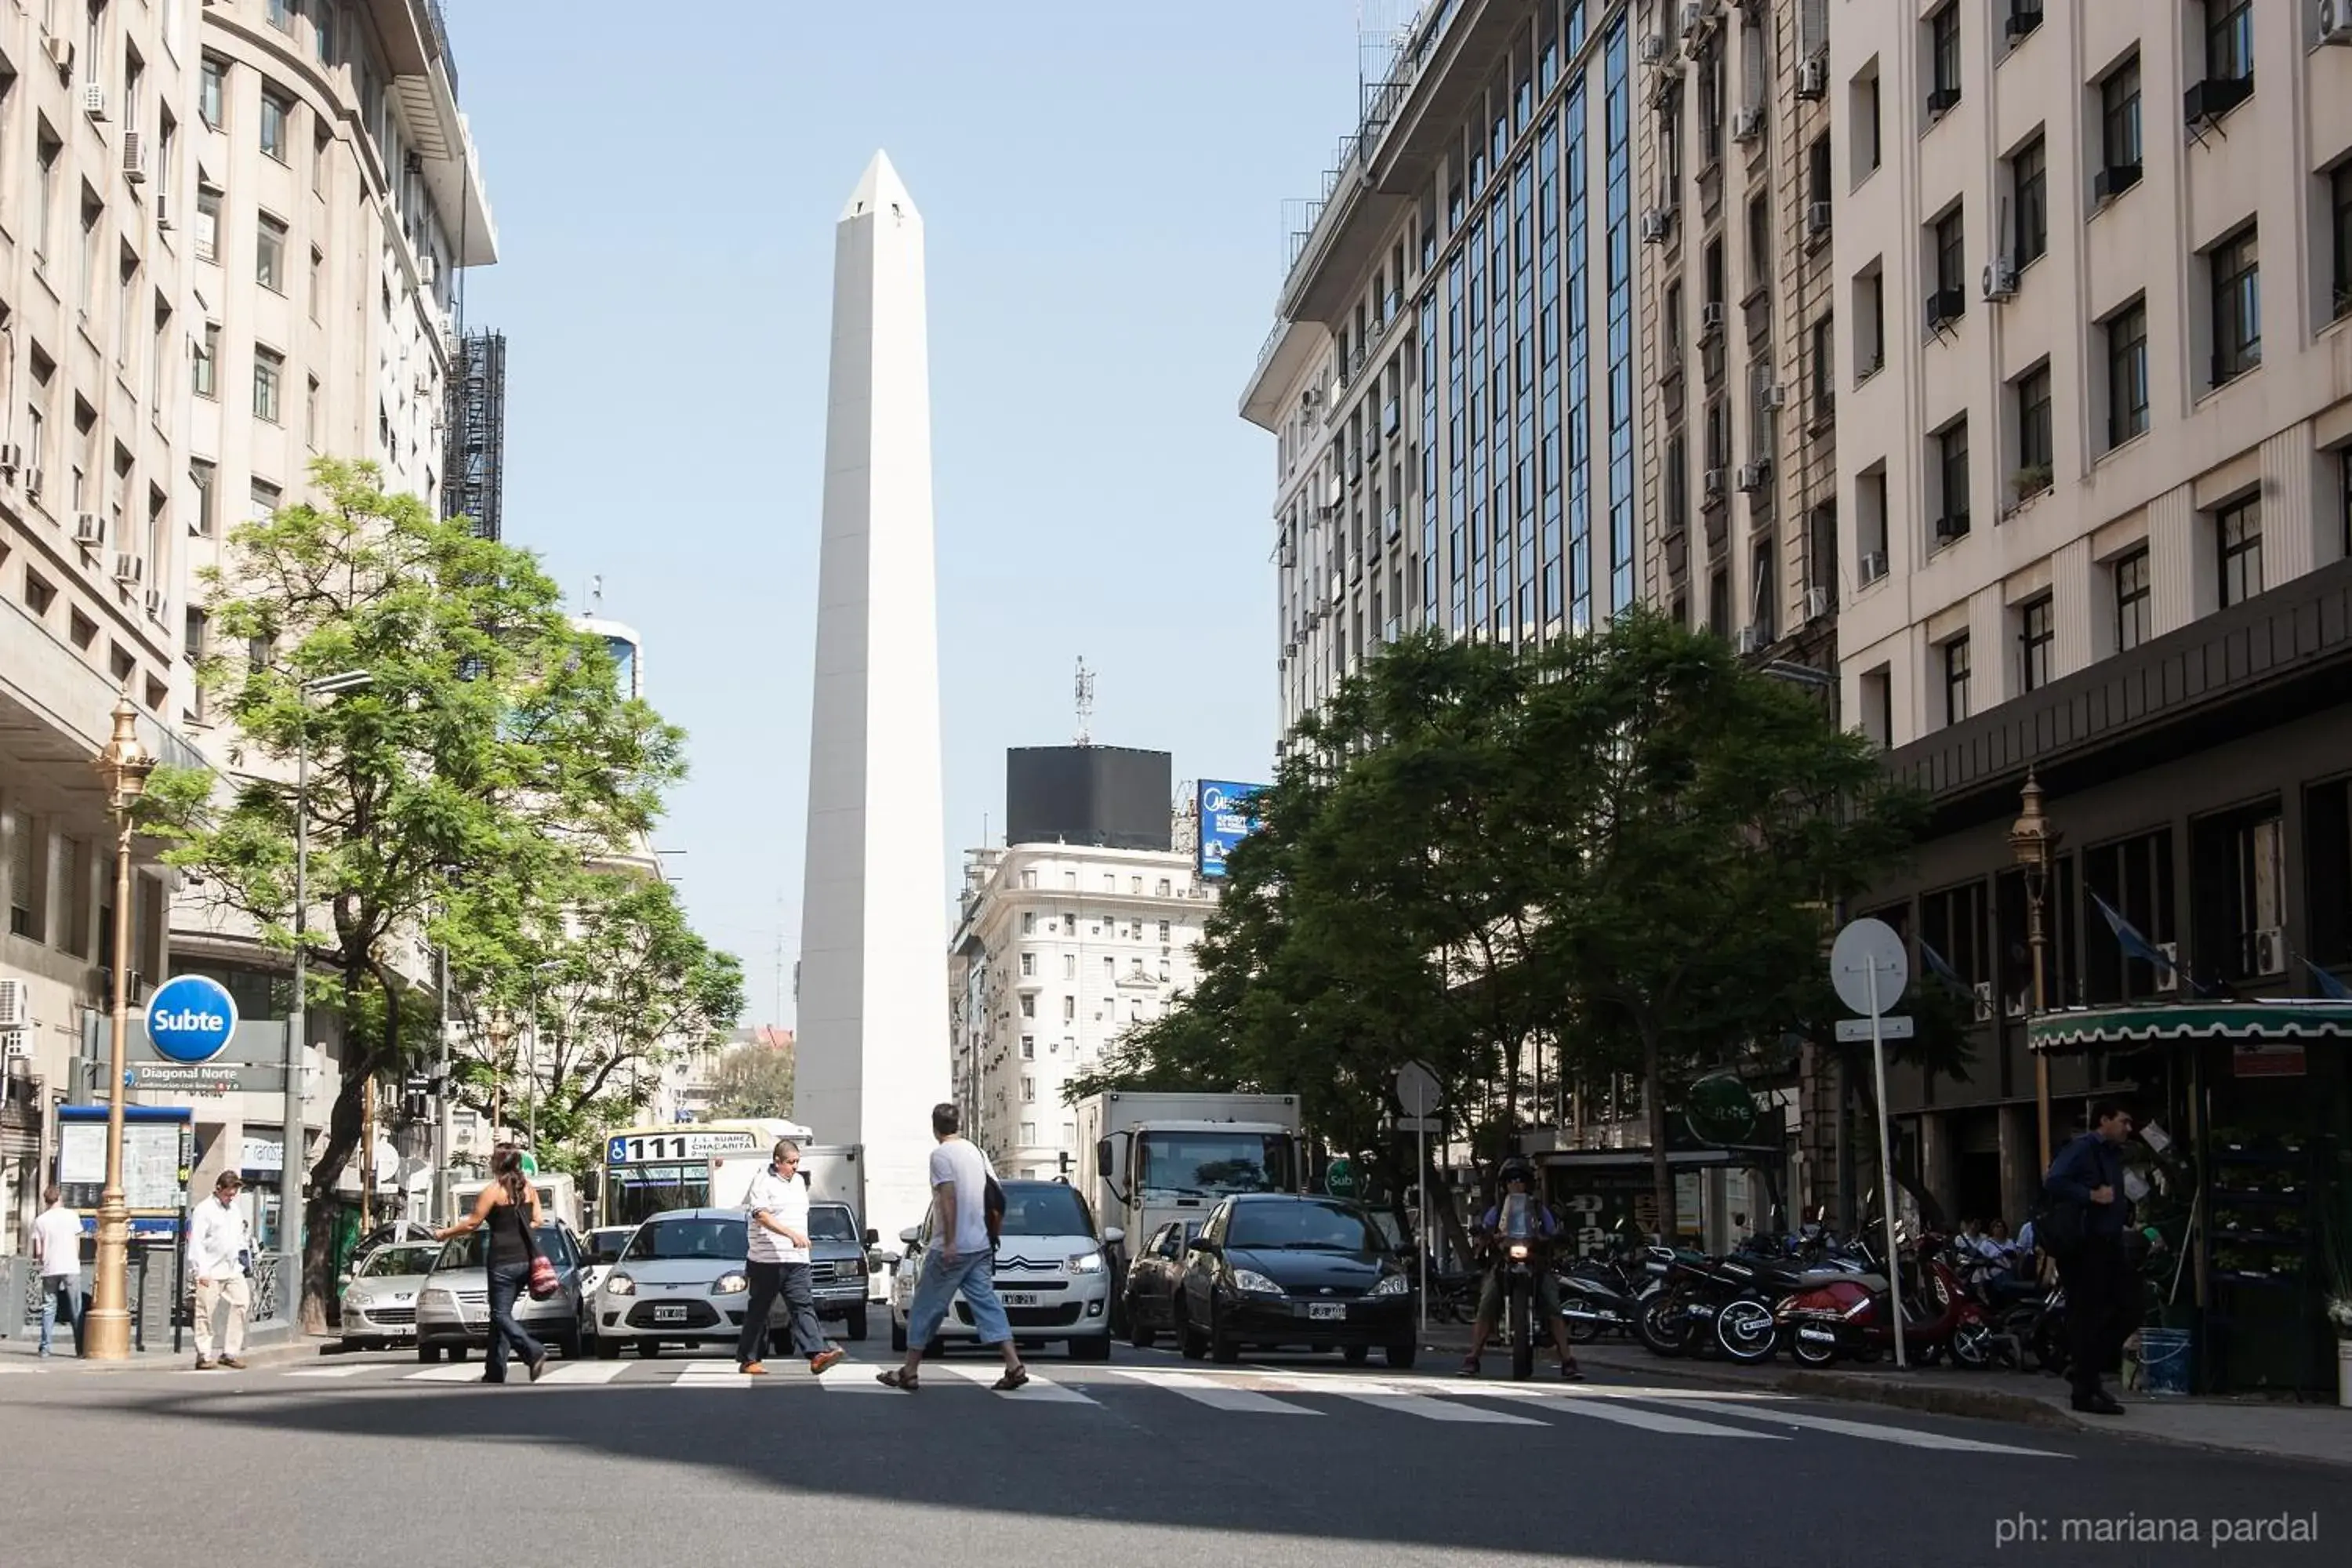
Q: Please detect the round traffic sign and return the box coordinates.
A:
[1394,1060,1443,1117]
[1325,1157,1358,1197]
[1830,918,1908,1017]
[144,974,240,1064]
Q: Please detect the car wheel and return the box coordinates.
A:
[1208,1305,1240,1365]
[890,1319,909,1354]
[556,1327,583,1361]
[1342,1344,1370,1366]
[1128,1312,1156,1350]
[1069,1332,1112,1363]
[416,1344,441,1364]
[1385,1341,1418,1370]
[1176,1300,1207,1362]
[847,1308,869,1341]
[593,1335,622,1361]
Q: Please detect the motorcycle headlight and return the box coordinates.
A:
[1064,1251,1105,1275]
[713,1272,749,1297]
[1508,1243,1531,1261]
[1370,1273,1410,1298]
[604,1272,637,1298]
[1230,1268,1284,1296]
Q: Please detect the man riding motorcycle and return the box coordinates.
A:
[1461,1158,1583,1381]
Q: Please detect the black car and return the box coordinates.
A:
[1123,1219,1201,1348]
[1175,1194,1417,1368]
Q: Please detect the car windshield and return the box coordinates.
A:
[1000,1185,1094,1238]
[358,1244,440,1279]
[623,1217,747,1261]
[809,1206,858,1243]
[588,1229,634,1257]
[435,1225,568,1272]
[1137,1131,1295,1196]
[1227,1200,1380,1252]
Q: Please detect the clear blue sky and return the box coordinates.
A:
[455,2,1364,1025]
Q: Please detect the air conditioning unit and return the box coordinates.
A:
[1702,466,1727,499]
[1972,981,1994,1024]
[1805,201,1832,240]
[1796,56,1827,100]
[122,132,147,183]
[82,82,107,121]
[1737,625,1768,655]
[0,443,20,475]
[43,35,74,74]
[1933,514,1969,543]
[1732,107,1765,143]
[1737,459,1772,492]
[1927,86,1962,118]
[419,254,438,288]
[1700,301,1727,336]
[0,977,30,1028]
[1982,259,2019,301]
[0,1029,29,1064]
[2091,163,2141,204]
[2249,926,2285,976]
[143,586,165,619]
[2154,942,2180,993]
[1760,383,1788,412]
[24,466,44,499]
[1639,32,1668,64]
[2325,0,2352,45]
[74,513,106,546]
[1802,586,1832,621]
[112,552,145,585]
[1860,550,1888,582]
[1641,208,1674,244]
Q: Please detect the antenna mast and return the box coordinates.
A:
[1074,657,1096,747]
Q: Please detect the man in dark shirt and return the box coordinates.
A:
[2043,1100,2135,1414]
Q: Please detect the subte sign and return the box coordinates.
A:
[143,975,240,1065]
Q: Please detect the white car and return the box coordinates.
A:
[338,1241,443,1350]
[593,1208,794,1359]
[579,1225,637,1302]
[890,1180,1122,1359]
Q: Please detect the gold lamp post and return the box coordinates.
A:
[84,694,156,1362]
[2009,771,2063,1173]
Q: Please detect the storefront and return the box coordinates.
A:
[2029,1002,2352,1398]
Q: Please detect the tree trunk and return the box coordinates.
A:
[1643,1025,1674,1245]
[300,1051,371,1334]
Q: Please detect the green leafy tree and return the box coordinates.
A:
[708,1038,797,1120]
[144,459,685,1327]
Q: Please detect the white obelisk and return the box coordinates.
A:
[797,151,949,1252]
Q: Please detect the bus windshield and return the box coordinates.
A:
[604,1168,711,1228]
[1137,1131,1294,1197]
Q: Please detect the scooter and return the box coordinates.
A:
[1773,1233,1994,1368]
[1496,1193,1541,1381]
[1557,1252,1649,1342]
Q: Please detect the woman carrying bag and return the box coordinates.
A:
[435,1144,550,1384]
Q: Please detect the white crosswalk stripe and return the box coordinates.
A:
[535,1361,630,1385]
[933,1363,1095,1403]
[402,1364,485,1383]
[1108,1367,1319,1414]
[1659,1396,2068,1457]
[1450,1384,1784,1439]
[1258,1377,1543,1425]
[285,1365,372,1378]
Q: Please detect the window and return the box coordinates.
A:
[1018,868,1036,889]
[1020,1036,1035,1060]
[1019,952,1035,978]
[1018,1123,1036,1148]
[5,808,46,942]
[192,321,218,397]
[314,0,335,61]
[248,479,281,526]
[1156,880,1171,898]
[2014,364,2052,488]
[34,134,59,265]
[1019,994,1036,1019]
[1019,911,1034,935]
[1935,419,1969,540]
[1933,208,1965,299]
[1157,920,1171,942]
[305,376,320,448]
[267,0,295,32]
[2018,597,2053,692]
[1747,191,1769,296]
[2099,55,2141,192]
[2011,134,2046,266]
[2105,299,2148,448]
[2114,547,2151,653]
[194,186,220,264]
[1943,634,1973,725]
[1929,5,1962,111]
[1853,60,1882,177]
[190,458,216,536]
[312,127,328,194]
[1855,263,1885,376]
[256,214,287,292]
[309,248,324,321]
[253,346,283,423]
[1062,953,1076,979]
[260,90,289,162]
[1021,1077,1036,1104]
[2333,164,2352,322]
[2205,0,2251,85]
[2209,226,2259,384]
[1061,996,1076,1022]
[199,56,224,130]
[2216,497,2261,608]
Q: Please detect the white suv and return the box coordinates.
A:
[890,1180,1123,1359]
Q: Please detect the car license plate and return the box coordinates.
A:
[1001,1293,1039,1307]
[652,1304,688,1324]
[1308,1302,1346,1322]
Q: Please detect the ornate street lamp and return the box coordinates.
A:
[84,695,155,1362]
[2009,771,2063,1173]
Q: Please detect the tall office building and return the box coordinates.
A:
[1825,1,2352,1225]
[1243,1,1647,739]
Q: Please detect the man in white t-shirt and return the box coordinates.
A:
[739,1140,845,1377]
[878,1103,1025,1391]
[31,1185,84,1357]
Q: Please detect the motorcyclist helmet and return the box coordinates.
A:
[1497,1157,1535,1189]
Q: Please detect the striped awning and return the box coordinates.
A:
[2027,1002,2352,1053]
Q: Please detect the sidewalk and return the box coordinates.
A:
[1420,1324,2352,1469]
[0,1327,325,1372]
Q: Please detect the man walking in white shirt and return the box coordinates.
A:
[877,1103,1025,1392]
[31,1185,83,1357]
[186,1171,254,1370]
[739,1140,846,1377]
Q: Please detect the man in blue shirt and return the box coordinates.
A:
[1460,1160,1581,1381]
[2042,1099,2135,1414]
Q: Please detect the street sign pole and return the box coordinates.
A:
[1394,1060,1443,1345]
[1831,917,1911,1373]
[1865,959,1907,1370]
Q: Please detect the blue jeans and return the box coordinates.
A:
[483,1262,544,1381]
[906,1248,1010,1347]
[38,1275,76,1356]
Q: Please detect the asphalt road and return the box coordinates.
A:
[1,1341,2336,1567]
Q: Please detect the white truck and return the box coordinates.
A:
[707,1144,881,1309]
[1073,1091,1305,1323]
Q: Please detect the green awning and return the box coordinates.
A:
[2028,1002,2352,1054]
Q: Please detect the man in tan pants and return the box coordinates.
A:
[187,1171,254,1370]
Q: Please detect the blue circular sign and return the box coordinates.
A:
[145,975,240,1064]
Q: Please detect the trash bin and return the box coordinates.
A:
[2137,1326,2191,1396]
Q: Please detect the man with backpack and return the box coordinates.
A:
[877,1102,1027,1392]
[2042,1100,2136,1415]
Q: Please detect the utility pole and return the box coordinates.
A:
[436,940,454,1221]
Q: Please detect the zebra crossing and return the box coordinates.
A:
[252,1355,2067,1454]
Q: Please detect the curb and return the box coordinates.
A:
[1776,1369,2086,1432]
[7,1334,333,1374]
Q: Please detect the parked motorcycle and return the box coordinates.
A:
[1773,1232,1994,1368]
[1557,1251,1650,1343]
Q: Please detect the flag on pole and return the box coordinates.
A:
[2304,957,2352,1002]
[2089,893,2197,992]
[1918,940,1974,999]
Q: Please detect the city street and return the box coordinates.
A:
[0,1343,2335,1567]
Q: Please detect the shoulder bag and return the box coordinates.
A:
[517,1203,561,1301]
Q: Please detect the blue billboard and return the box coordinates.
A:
[1197,780,1268,879]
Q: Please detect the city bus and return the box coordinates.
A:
[597,1118,813,1228]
